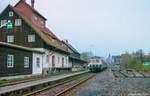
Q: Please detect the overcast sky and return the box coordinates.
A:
[1,0,150,57]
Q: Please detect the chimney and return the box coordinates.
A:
[65,40,68,43]
[31,0,35,8]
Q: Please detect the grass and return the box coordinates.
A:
[126,65,150,72]
[0,80,9,85]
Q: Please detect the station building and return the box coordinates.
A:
[0,0,71,77]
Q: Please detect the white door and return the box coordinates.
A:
[32,53,43,75]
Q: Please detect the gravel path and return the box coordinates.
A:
[72,70,150,96]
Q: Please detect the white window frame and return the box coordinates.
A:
[7,54,14,68]
[36,57,40,68]
[28,35,35,42]
[24,57,29,68]
[7,35,14,43]
[9,11,13,17]
[15,19,22,26]
[0,20,7,27]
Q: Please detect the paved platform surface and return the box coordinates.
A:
[0,71,87,94]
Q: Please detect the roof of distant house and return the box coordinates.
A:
[144,54,150,58]
[91,56,102,59]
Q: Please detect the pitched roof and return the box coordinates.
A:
[69,56,88,63]
[62,41,80,54]
[6,5,69,53]
[15,0,47,20]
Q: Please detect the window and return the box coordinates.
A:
[24,57,29,68]
[9,11,13,17]
[36,57,40,68]
[33,15,38,21]
[7,35,14,43]
[41,20,44,24]
[28,35,35,42]
[58,56,60,64]
[46,55,49,64]
[0,20,7,27]
[96,59,99,63]
[15,19,22,26]
[7,55,14,68]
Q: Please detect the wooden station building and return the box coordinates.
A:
[0,0,73,77]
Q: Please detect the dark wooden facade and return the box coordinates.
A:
[0,6,44,76]
[0,45,32,77]
[0,0,70,77]
[0,6,44,48]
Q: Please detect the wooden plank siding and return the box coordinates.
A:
[0,45,32,77]
[0,6,44,48]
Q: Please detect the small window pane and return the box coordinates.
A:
[15,19,22,26]
[24,57,29,68]
[33,15,38,21]
[36,57,40,68]
[7,55,14,68]
[28,35,35,42]
[9,11,13,17]
[7,35,14,43]
[0,20,7,27]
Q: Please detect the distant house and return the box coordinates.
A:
[63,40,87,71]
[0,0,71,77]
[112,55,121,65]
[143,54,150,65]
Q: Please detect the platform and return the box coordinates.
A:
[0,71,88,94]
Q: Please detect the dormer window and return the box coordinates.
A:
[34,15,38,21]
[15,19,22,26]
[9,11,13,17]
[41,20,44,24]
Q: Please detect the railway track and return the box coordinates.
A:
[112,70,127,78]
[112,70,150,78]
[0,71,88,95]
[24,73,95,96]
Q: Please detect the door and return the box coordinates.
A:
[62,57,64,67]
[52,55,55,67]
